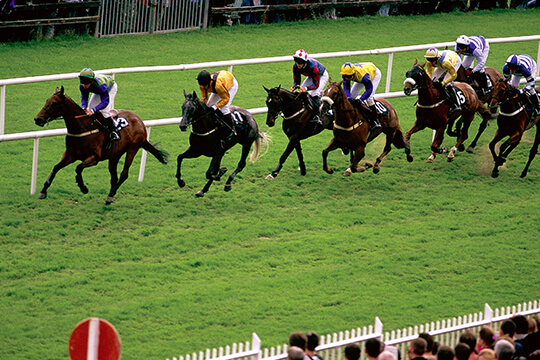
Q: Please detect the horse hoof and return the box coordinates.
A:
[343,169,352,176]
[224,184,232,192]
[491,171,499,178]
[265,174,274,180]
[458,144,465,152]
[324,168,334,175]
[373,167,380,174]
[195,191,205,197]
[447,156,454,162]
[358,167,367,172]
[426,158,434,163]
[80,186,89,194]
[178,179,186,188]
[105,196,114,205]
[466,146,475,154]
[38,192,47,199]
[407,155,414,163]
[520,172,527,178]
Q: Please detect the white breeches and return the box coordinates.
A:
[207,78,239,115]
[89,83,118,118]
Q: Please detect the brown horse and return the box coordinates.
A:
[34,87,168,204]
[403,60,481,163]
[320,80,411,176]
[455,65,503,153]
[488,79,540,178]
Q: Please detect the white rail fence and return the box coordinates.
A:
[165,300,540,360]
[1,35,539,194]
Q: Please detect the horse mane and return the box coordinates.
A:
[55,87,86,115]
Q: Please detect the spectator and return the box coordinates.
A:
[477,327,496,352]
[519,320,540,357]
[408,338,428,360]
[306,332,323,360]
[380,350,397,360]
[530,350,540,360]
[365,338,384,360]
[459,330,478,360]
[455,343,472,360]
[418,333,437,360]
[436,345,454,360]
[289,347,307,360]
[498,320,516,344]
[289,331,310,360]
[528,318,538,333]
[477,349,496,360]
[493,340,515,360]
[345,343,362,360]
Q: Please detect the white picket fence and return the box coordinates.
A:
[0,35,539,194]
[166,300,540,360]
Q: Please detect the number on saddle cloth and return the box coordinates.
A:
[112,117,129,131]
[451,87,467,106]
[374,101,389,117]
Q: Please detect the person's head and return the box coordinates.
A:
[418,333,434,353]
[436,345,454,360]
[289,331,308,350]
[306,332,320,352]
[499,320,516,337]
[477,349,496,360]
[455,35,470,53]
[505,55,520,74]
[380,350,396,360]
[340,62,356,81]
[455,343,472,360]
[79,67,95,88]
[511,315,529,335]
[493,340,514,360]
[408,338,427,359]
[459,330,477,355]
[197,70,212,88]
[344,343,361,360]
[293,49,308,69]
[365,338,384,358]
[478,326,496,348]
[424,48,440,65]
[529,350,540,360]
[528,317,538,333]
[288,346,306,360]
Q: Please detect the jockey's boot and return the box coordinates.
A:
[474,71,489,96]
[102,116,120,141]
[368,104,382,131]
[444,84,461,114]
[220,112,237,149]
[308,95,323,125]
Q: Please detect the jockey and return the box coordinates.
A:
[340,61,382,130]
[79,68,120,141]
[455,35,490,95]
[503,54,539,116]
[291,49,329,125]
[197,69,238,149]
[424,47,463,114]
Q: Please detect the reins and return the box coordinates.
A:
[269,90,307,120]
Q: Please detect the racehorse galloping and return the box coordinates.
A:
[403,60,481,163]
[263,85,333,179]
[456,65,503,153]
[177,91,268,197]
[34,87,169,205]
[320,80,411,176]
[488,79,540,178]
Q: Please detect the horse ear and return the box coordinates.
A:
[184,90,187,98]
[263,85,270,93]
[192,91,198,99]
[420,61,427,69]
[277,85,281,91]
[413,59,418,66]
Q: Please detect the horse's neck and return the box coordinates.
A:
[500,90,522,112]
[192,108,218,133]
[63,97,95,132]
[418,75,444,103]
[279,90,304,115]
[335,92,358,126]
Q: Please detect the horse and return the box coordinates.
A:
[403,60,482,163]
[177,91,268,197]
[455,65,503,153]
[263,85,333,179]
[488,79,540,178]
[33,86,169,205]
[320,80,411,176]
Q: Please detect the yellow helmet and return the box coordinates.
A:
[424,48,439,61]
[340,62,356,76]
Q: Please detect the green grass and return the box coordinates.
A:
[1,8,540,360]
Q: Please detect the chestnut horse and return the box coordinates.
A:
[320,81,411,176]
[403,60,482,163]
[455,65,503,153]
[34,87,169,205]
[177,91,268,197]
[263,86,333,179]
[488,79,540,178]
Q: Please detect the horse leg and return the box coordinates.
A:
[75,155,99,195]
[176,147,198,188]
[467,116,489,153]
[405,122,426,163]
[266,138,299,179]
[106,149,138,205]
[322,138,340,175]
[348,144,366,176]
[448,114,472,162]
[372,134,393,174]
[489,131,505,178]
[38,152,75,199]
[294,142,307,176]
[521,125,540,178]
[428,128,446,163]
[224,142,251,192]
[196,154,226,197]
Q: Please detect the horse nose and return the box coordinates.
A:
[179,124,187,132]
[34,116,46,126]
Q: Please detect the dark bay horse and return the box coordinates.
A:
[320,81,411,176]
[263,86,333,179]
[403,60,482,163]
[455,65,503,153]
[488,79,540,178]
[34,87,169,205]
[177,91,268,197]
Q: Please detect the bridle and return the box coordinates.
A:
[266,90,306,120]
[181,98,217,135]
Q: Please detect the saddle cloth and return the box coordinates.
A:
[109,110,129,131]
[231,111,245,131]
[374,100,389,116]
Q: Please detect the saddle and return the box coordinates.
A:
[349,98,389,117]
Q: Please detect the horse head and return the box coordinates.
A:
[34,86,66,127]
[321,80,343,113]
[264,85,282,127]
[489,77,514,113]
[403,60,427,96]
[180,90,208,132]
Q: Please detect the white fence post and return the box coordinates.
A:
[138,126,151,182]
[31,138,40,195]
[1,84,5,135]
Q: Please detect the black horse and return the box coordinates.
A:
[263,86,333,179]
[177,91,268,197]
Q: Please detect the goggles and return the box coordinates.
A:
[79,77,93,85]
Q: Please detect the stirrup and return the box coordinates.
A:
[310,115,322,124]
[110,132,120,141]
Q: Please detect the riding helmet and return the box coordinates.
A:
[340,62,356,76]
[424,48,439,61]
[506,55,520,67]
[456,35,470,47]
[293,49,308,64]
[197,70,212,86]
[79,68,95,84]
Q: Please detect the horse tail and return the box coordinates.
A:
[142,141,169,164]
[249,131,271,163]
[392,127,407,149]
